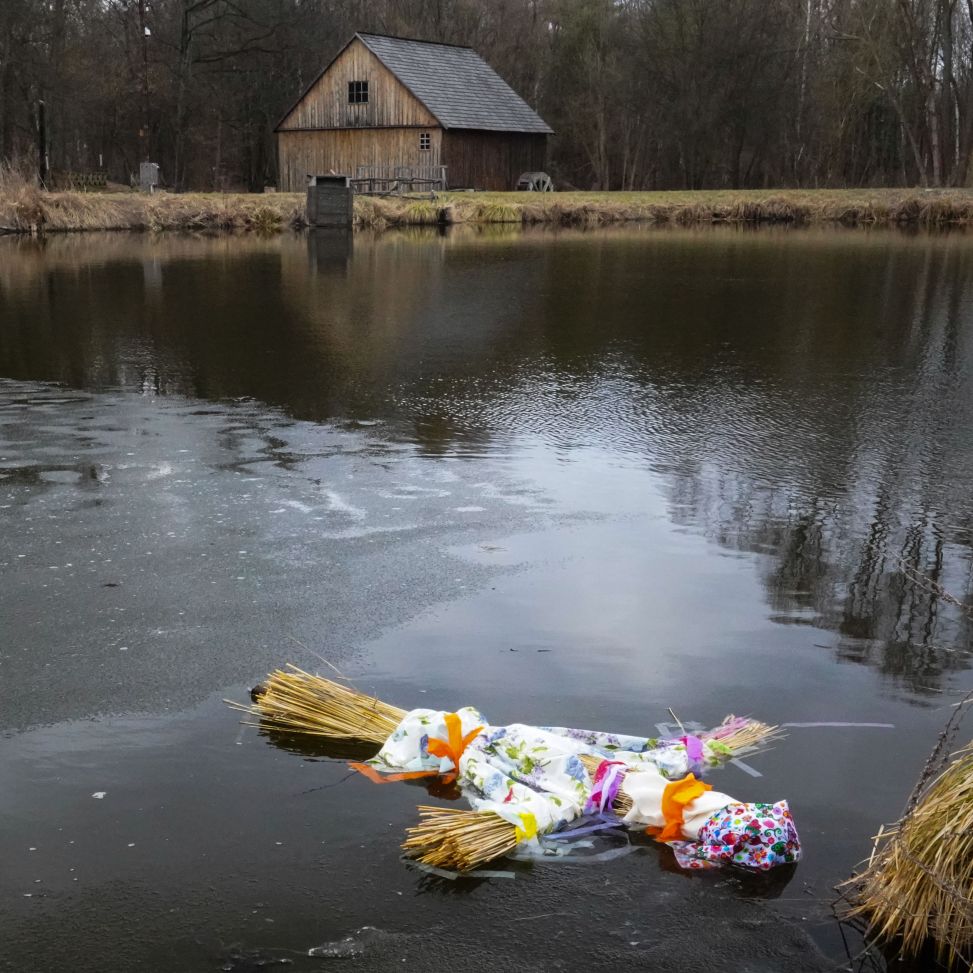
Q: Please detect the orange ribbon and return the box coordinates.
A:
[349,712,483,785]
[646,773,712,843]
[347,762,438,784]
[426,712,484,783]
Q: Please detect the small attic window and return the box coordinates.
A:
[348,80,368,104]
[419,132,431,151]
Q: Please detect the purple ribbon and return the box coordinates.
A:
[682,734,704,769]
[585,759,626,815]
[547,816,623,840]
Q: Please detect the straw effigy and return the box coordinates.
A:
[228,669,784,874]
[404,718,783,873]
[842,741,973,969]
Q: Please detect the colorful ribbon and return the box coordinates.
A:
[647,773,712,843]
[426,712,484,783]
[347,762,438,784]
[681,734,704,767]
[514,811,538,843]
[585,759,626,814]
[350,712,482,784]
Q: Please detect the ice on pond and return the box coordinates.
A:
[307,926,386,959]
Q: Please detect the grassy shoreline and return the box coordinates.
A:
[5,186,973,234]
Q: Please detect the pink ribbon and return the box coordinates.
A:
[586,759,626,814]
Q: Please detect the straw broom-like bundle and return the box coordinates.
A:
[226,665,406,743]
[843,743,973,968]
[402,806,519,872]
[703,715,784,755]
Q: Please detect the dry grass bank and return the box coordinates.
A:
[367,187,973,229]
[6,179,973,234]
[0,178,305,233]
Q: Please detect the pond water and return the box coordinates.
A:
[1,225,972,972]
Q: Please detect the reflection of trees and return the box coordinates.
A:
[3,227,973,688]
[642,233,973,690]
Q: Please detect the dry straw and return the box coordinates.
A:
[227,664,405,743]
[402,806,518,872]
[843,739,973,968]
[703,715,784,756]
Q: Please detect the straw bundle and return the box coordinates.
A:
[226,665,405,743]
[403,806,518,872]
[701,715,784,756]
[844,742,973,968]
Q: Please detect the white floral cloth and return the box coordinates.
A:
[365,707,733,843]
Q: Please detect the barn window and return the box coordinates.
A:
[348,80,368,104]
[419,132,431,151]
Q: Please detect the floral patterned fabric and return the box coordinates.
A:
[668,801,801,870]
[366,710,680,837]
[364,708,800,870]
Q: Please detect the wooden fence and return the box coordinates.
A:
[52,170,108,191]
[352,165,447,195]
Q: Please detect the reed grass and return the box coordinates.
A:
[226,664,405,743]
[7,186,973,235]
[843,742,973,968]
[0,187,306,234]
[0,163,44,232]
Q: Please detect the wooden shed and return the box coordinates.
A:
[275,33,553,192]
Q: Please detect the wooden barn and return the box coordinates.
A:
[275,33,552,192]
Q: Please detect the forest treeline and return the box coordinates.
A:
[2,0,973,191]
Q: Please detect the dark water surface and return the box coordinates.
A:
[2,226,972,972]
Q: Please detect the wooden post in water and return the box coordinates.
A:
[306,175,354,227]
[37,100,49,187]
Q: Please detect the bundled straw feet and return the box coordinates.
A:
[403,807,518,872]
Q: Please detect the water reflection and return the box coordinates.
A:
[1,226,972,689]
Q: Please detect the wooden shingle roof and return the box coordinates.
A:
[356,33,552,134]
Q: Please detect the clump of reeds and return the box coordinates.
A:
[843,742,973,968]
[403,806,518,872]
[227,664,405,743]
[0,161,44,233]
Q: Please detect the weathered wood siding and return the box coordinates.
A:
[442,131,548,190]
[278,38,438,131]
[276,36,548,191]
[278,128,443,191]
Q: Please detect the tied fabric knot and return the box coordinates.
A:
[426,712,484,783]
[647,773,712,843]
[349,711,482,784]
[585,759,626,814]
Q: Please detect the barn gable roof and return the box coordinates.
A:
[357,33,552,134]
[275,32,552,135]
